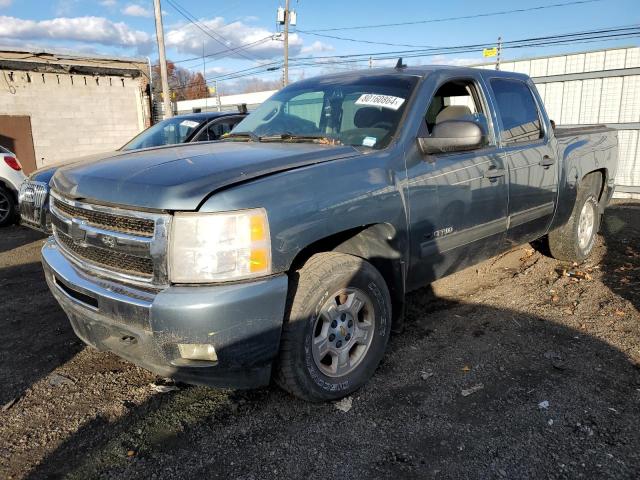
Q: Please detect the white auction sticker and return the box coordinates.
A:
[362,136,377,147]
[180,120,200,128]
[355,93,405,110]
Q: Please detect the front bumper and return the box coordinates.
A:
[42,238,289,388]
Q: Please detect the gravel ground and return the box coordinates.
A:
[1,201,639,480]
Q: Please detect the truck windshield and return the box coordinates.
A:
[120,117,205,151]
[230,74,419,149]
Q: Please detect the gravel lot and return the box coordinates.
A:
[1,201,639,480]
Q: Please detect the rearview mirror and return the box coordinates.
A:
[418,120,484,155]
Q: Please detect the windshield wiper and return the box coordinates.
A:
[258,133,343,145]
[222,132,260,142]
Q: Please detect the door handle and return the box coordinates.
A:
[540,155,555,168]
[484,167,506,181]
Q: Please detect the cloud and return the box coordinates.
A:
[0,15,153,53]
[300,41,333,55]
[166,17,315,61]
[55,0,80,16]
[0,0,12,8]
[99,0,117,7]
[122,4,152,18]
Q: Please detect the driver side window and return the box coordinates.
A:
[425,79,487,139]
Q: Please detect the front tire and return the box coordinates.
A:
[548,173,601,262]
[276,252,392,402]
[0,185,17,227]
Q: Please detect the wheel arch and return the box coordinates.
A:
[287,223,407,327]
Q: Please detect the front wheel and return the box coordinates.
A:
[548,173,601,262]
[275,252,392,402]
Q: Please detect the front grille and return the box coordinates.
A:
[53,198,155,238]
[49,191,169,285]
[19,181,49,226]
[58,231,154,277]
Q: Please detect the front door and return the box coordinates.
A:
[488,78,558,247]
[406,77,508,289]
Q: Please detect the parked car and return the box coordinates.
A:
[19,111,246,232]
[0,145,27,227]
[41,66,618,401]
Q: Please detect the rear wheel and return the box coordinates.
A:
[276,252,392,402]
[0,186,16,227]
[548,173,601,262]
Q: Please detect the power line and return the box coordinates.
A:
[161,36,277,67]
[166,25,640,91]
[295,29,434,49]
[302,0,603,32]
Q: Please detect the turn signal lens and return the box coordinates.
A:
[177,344,218,362]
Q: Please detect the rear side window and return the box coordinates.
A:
[490,78,543,145]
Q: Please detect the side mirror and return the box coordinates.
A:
[418,120,484,155]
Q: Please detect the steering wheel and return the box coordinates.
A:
[370,121,393,130]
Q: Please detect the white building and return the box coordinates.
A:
[0,47,151,172]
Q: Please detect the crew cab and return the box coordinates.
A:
[41,66,618,401]
[19,111,246,233]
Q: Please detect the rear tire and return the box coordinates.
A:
[275,252,392,402]
[0,186,16,227]
[548,173,601,262]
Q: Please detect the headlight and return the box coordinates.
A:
[169,208,271,283]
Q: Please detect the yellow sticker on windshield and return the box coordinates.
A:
[355,94,405,111]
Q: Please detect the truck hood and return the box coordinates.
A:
[51,141,361,210]
[30,152,123,184]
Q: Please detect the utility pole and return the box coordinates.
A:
[496,36,502,71]
[215,80,221,112]
[283,0,290,86]
[153,0,172,118]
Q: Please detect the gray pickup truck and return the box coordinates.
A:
[42,65,618,402]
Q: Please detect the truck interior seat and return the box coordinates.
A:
[435,105,473,124]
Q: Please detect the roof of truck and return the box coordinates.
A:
[300,64,532,83]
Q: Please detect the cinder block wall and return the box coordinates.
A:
[0,71,146,168]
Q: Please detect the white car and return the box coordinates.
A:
[0,145,27,227]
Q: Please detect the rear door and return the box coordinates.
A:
[488,78,558,246]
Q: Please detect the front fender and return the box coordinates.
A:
[199,150,408,274]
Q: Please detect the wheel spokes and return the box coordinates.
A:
[334,348,351,376]
[354,320,373,345]
[344,291,365,318]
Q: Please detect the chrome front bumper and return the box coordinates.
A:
[42,238,289,388]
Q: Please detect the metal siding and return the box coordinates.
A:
[598,77,624,123]
[565,54,585,74]
[560,81,582,125]
[617,130,639,187]
[584,51,606,72]
[625,47,640,68]
[578,78,602,124]
[619,76,640,123]
[544,82,564,122]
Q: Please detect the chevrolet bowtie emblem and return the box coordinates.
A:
[70,219,88,243]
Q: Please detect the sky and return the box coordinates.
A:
[0,0,638,93]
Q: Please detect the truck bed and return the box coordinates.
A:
[554,124,615,138]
